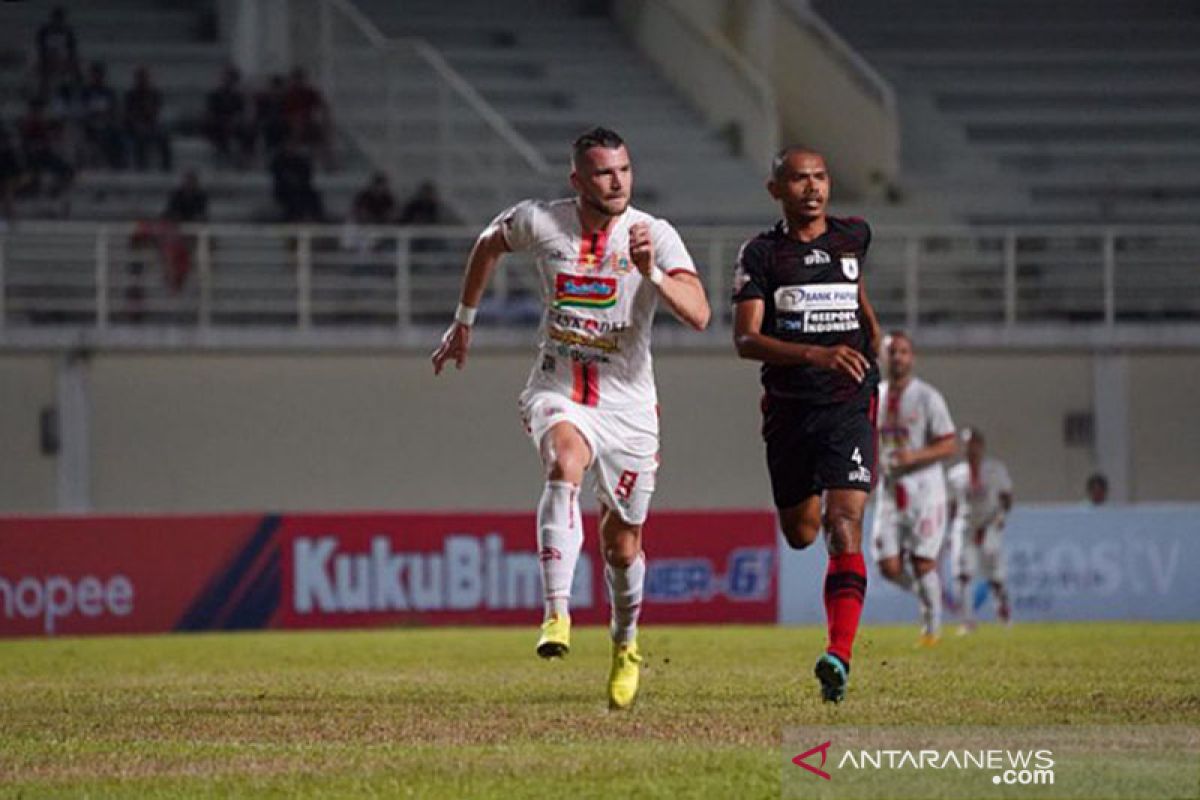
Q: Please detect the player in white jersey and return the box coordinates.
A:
[432,127,711,709]
[947,427,1014,633]
[871,331,958,646]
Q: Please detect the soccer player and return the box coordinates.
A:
[732,145,882,703]
[431,127,710,710]
[947,427,1014,633]
[872,331,958,646]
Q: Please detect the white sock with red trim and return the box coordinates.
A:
[916,570,942,636]
[606,553,645,645]
[537,480,582,620]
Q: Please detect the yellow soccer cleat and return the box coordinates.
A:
[607,640,643,710]
[917,632,941,648]
[536,614,571,659]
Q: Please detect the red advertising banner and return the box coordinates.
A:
[0,510,777,637]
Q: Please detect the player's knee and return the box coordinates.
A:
[822,510,861,555]
[546,450,587,482]
[911,557,936,576]
[602,528,641,567]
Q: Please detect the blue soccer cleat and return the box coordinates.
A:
[814,652,850,703]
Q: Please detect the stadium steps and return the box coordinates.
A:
[812,0,1200,226]
[350,0,773,225]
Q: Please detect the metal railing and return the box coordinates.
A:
[306,0,558,223]
[1,221,1198,349]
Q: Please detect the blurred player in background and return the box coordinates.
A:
[732,145,882,703]
[432,127,710,710]
[872,331,958,646]
[947,427,1013,633]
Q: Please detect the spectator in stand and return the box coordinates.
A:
[35,7,81,96]
[18,98,74,198]
[81,62,125,168]
[270,136,323,222]
[352,172,396,226]
[162,170,208,223]
[125,67,172,172]
[399,180,448,225]
[1,122,24,220]
[282,68,333,167]
[1085,472,1109,506]
[204,66,255,167]
[255,74,289,157]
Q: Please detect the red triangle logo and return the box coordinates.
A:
[792,740,833,780]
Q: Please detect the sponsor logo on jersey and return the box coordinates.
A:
[548,309,628,334]
[840,256,859,280]
[548,327,621,353]
[775,282,859,313]
[554,274,618,309]
[803,310,860,333]
[804,249,832,266]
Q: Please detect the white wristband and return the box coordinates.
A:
[648,266,666,286]
[454,303,477,327]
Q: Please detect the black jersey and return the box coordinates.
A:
[732,216,879,405]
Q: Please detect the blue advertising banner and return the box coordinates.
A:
[779,505,1200,625]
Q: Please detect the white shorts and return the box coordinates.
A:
[519,389,659,525]
[871,488,947,562]
[950,519,1006,582]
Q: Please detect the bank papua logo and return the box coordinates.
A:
[555,274,618,309]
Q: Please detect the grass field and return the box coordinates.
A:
[1,622,1198,798]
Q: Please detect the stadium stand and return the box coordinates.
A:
[350,0,773,225]
[812,0,1200,226]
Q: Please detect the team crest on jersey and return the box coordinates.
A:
[840,256,859,280]
[554,274,618,309]
[609,249,634,275]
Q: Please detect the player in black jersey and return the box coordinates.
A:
[732,145,882,703]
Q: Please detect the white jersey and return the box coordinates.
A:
[947,458,1013,531]
[877,377,956,503]
[498,198,697,409]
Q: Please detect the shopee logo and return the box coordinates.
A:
[0,574,134,634]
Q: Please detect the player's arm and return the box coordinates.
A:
[733,299,870,383]
[629,222,709,330]
[858,279,882,358]
[430,222,509,374]
[891,433,958,474]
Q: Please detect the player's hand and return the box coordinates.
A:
[629,222,654,276]
[812,344,870,383]
[431,322,472,374]
[890,449,914,470]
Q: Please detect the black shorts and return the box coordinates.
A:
[761,392,877,509]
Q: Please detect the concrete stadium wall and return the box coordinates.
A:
[0,355,57,512]
[1,350,1197,513]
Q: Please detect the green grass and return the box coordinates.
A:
[1,623,1198,798]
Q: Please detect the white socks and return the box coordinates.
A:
[958,577,975,624]
[605,553,645,645]
[537,480,583,620]
[916,570,942,636]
